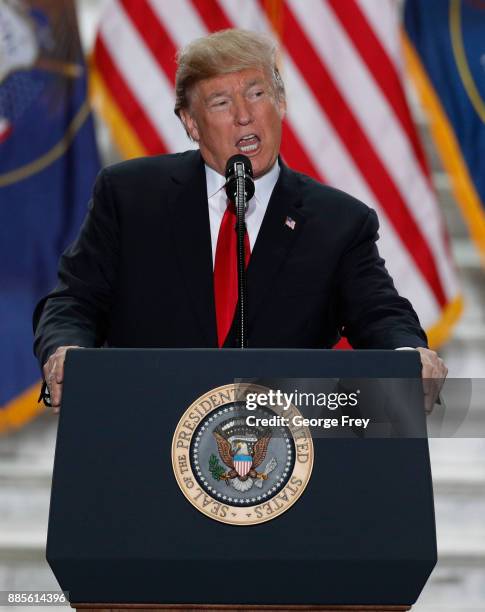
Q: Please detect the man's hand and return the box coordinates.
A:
[43,346,82,414]
[416,347,448,413]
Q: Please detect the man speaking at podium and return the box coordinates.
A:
[33,29,446,411]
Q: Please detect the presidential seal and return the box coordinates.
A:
[171,384,313,525]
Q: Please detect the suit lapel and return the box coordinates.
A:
[166,151,218,347]
[224,162,306,347]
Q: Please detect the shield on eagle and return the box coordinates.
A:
[233,449,253,477]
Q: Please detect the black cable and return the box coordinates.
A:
[235,174,247,348]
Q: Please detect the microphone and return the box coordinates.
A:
[224,154,254,349]
[224,154,255,205]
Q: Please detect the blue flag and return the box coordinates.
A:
[404,0,485,262]
[0,1,100,432]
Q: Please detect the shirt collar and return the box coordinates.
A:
[205,161,280,214]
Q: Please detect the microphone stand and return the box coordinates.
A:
[234,165,248,349]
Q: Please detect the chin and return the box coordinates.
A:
[248,156,264,175]
[252,162,271,179]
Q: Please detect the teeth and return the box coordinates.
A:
[239,143,259,152]
[236,133,259,153]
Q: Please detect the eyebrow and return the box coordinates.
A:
[204,79,266,103]
[205,90,230,103]
[245,79,264,89]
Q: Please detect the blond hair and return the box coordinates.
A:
[174,28,285,117]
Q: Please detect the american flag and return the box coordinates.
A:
[91,0,462,348]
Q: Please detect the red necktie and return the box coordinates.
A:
[214,200,251,347]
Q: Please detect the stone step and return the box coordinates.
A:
[2,452,483,489]
[437,531,485,563]
[434,174,471,242]
[414,560,485,610]
[0,485,50,526]
[0,538,483,612]
[440,343,485,377]
[2,489,484,559]
[1,445,483,610]
[452,240,483,272]
[0,413,56,462]
[0,557,60,597]
[1,436,483,486]
[1,417,483,612]
[0,527,46,560]
[1,556,484,612]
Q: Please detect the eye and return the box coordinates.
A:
[209,99,229,110]
[248,88,265,101]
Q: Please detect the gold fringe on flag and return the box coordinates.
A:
[0,383,45,435]
[89,58,147,160]
[263,0,284,39]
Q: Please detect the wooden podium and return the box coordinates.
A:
[74,605,411,611]
[48,349,435,610]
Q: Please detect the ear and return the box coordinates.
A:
[277,96,287,120]
[179,109,200,142]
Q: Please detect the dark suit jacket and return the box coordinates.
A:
[33,150,427,368]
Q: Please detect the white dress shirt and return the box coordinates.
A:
[205,162,280,266]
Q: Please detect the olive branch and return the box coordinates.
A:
[209,454,225,481]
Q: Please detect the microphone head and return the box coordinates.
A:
[224,154,253,179]
[224,154,255,203]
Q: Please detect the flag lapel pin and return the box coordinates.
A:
[285,216,296,230]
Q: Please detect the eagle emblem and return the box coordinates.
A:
[173,384,313,525]
[211,417,277,492]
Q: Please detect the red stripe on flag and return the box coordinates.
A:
[283,4,446,307]
[327,0,432,186]
[94,37,168,155]
[191,0,231,30]
[281,120,322,181]
[121,0,178,85]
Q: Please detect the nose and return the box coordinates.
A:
[233,96,253,126]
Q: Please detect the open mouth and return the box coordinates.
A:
[236,134,260,154]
